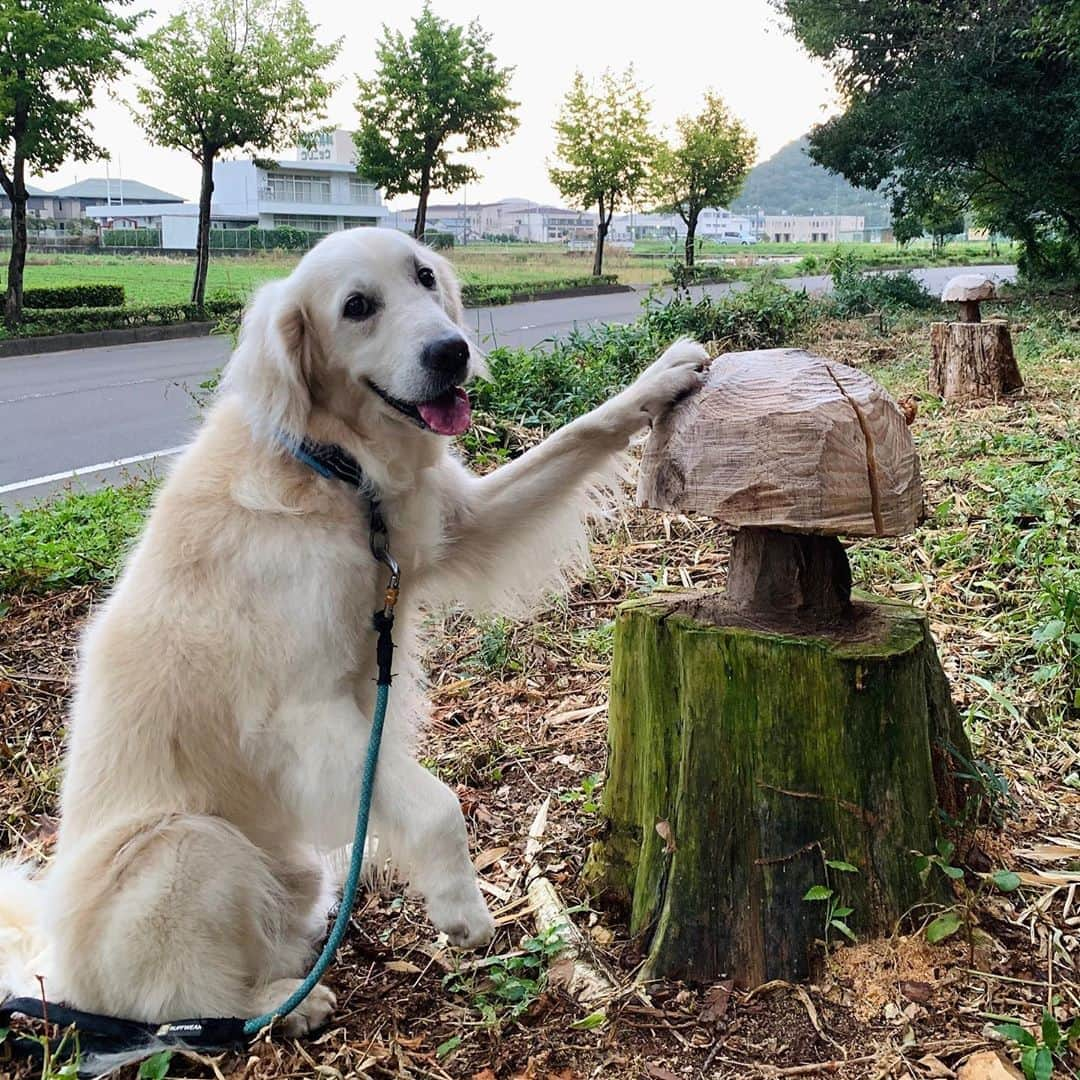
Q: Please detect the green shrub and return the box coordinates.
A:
[19,298,243,337]
[0,482,156,593]
[644,277,818,350]
[827,251,938,316]
[210,226,313,251]
[102,228,161,248]
[23,284,125,309]
[668,262,733,288]
[466,282,819,453]
[461,275,618,307]
[424,231,455,250]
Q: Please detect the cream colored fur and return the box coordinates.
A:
[0,227,707,1035]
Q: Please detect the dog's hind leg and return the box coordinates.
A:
[45,815,335,1034]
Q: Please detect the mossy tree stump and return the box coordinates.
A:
[587,348,970,985]
[585,592,970,985]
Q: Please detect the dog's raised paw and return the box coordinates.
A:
[630,338,710,420]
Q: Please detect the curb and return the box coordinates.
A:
[0,321,217,358]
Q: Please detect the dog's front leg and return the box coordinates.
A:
[430,339,709,593]
[368,745,494,948]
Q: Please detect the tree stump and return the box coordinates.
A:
[929,321,1023,401]
[586,592,970,985]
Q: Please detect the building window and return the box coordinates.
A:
[272,214,337,232]
[348,178,376,204]
[264,174,332,203]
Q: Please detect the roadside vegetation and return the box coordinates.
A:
[0,238,1014,340]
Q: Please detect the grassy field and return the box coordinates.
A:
[1,281,1076,1078]
[2,239,1015,306]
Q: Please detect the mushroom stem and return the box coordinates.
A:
[959,299,982,323]
[726,527,852,619]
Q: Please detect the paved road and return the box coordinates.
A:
[0,264,1015,509]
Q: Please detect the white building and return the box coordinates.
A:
[761,214,865,243]
[87,129,389,248]
[610,207,757,244]
[393,197,597,244]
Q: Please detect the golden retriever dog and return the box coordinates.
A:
[0,227,707,1039]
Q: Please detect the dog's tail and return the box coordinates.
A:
[0,862,50,1001]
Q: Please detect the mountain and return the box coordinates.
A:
[731,136,891,225]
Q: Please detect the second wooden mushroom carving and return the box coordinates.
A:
[586,348,971,985]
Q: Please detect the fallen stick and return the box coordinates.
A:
[527,875,616,1005]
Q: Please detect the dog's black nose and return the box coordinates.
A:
[421,335,470,380]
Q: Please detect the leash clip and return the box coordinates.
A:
[368,500,400,616]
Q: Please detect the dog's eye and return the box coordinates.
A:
[417,266,437,290]
[343,293,375,321]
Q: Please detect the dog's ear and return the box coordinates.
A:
[432,253,466,327]
[222,280,312,441]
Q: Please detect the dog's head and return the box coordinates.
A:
[223,228,484,442]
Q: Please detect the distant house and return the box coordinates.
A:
[0,183,58,220]
[46,178,184,220]
[87,130,389,249]
[394,198,597,243]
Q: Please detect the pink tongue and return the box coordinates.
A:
[417,387,472,436]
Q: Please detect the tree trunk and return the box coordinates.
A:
[586,591,970,985]
[191,150,216,309]
[3,156,28,329]
[592,196,608,277]
[414,169,430,239]
[929,321,1023,401]
[684,212,697,268]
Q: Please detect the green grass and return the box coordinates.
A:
[4,253,287,305]
[0,481,156,594]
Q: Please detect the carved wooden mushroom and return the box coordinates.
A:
[941,272,997,323]
[586,348,970,986]
[930,273,1023,400]
[637,348,922,621]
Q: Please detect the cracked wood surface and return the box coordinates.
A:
[637,348,922,537]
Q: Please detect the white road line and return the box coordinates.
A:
[0,446,186,495]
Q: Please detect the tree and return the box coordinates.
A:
[772,0,1080,278]
[549,68,656,277]
[137,0,339,307]
[354,3,518,240]
[0,0,142,327]
[650,93,757,267]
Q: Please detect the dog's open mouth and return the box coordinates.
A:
[371,383,472,436]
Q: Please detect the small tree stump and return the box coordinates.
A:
[929,321,1023,401]
[585,593,971,985]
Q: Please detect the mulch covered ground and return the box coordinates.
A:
[1,310,1077,1079]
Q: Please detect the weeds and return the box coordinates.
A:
[826,250,938,317]
[994,1008,1080,1080]
[443,925,567,1026]
[803,858,860,948]
[0,482,155,593]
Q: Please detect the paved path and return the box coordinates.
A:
[0,264,1015,509]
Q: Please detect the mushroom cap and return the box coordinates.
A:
[941,273,997,303]
[637,348,923,537]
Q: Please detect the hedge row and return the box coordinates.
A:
[461,275,618,307]
[20,299,243,337]
[23,284,126,309]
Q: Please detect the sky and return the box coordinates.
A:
[36,0,840,211]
